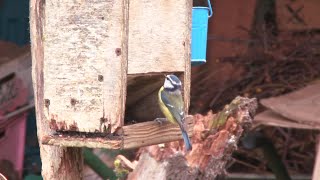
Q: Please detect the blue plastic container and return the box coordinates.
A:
[191,0,213,66]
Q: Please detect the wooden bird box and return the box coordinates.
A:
[32,0,192,149]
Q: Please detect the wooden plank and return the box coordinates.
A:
[127,0,190,74]
[254,110,317,130]
[276,0,320,31]
[312,136,320,180]
[41,136,122,149]
[183,8,191,113]
[260,81,320,127]
[30,0,83,179]
[43,0,128,133]
[42,116,194,149]
[122,116,193,149]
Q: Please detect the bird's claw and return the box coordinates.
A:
[154,118,167,125]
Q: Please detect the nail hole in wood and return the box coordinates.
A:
[98,75,104,82]
[115,48,121,56]
[44,99,50,107]
[70,98,77,106]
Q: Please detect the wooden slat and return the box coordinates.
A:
[127,0,190,74]
[123,116,193,149]
[260,81,320,127]
[41,136,122,149]
[43,0,128,133]
[30,0,83,179]
[183,0,192,112]
[254,110,317,130]
[42,116,194,149]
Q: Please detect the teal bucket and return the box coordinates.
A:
[191,0,213,66]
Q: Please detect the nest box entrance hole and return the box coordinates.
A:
[124,72,185,125]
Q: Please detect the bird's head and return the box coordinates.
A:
[163,74,182,91]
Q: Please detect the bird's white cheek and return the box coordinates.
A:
[164,80,174,89]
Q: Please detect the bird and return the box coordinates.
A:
[157,74,192,151]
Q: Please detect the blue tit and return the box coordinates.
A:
[158,74,192,151]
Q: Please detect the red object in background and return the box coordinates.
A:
[0,72,28,179]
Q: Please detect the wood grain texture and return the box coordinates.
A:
[42,116,194,149]
[260,81,320,126]
[30,0,83,179]
[128,0,190,74]
[43,0,128,132]
[42,136,122,149]
[183,0,192,113]
[123,116,193,149]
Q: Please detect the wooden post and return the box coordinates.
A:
[41,0,128,134]
[30,0,83,179]
[31,0,129,178]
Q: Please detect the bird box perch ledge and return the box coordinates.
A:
[31,0,192,150]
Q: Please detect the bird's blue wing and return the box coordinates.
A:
[160,90,184,124]
[160,90,192,151]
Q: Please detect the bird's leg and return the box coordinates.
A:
[154,118,167,125]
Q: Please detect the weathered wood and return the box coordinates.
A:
[183,60,191,114]
[122,116,193,149]
[128,97,258,180]
[128,0,190,74]
[30,0,83,179]
[255,110,317,130]
[34,0,191,157]
[42,116,193,150]
[260,81,320,127]
[276,0,320,31]
[205,0,256,59]
[43,0,128,133]
[41,136,122,149]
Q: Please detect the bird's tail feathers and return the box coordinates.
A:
[181,129,192,151]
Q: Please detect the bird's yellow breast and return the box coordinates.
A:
[158,86,177,124]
